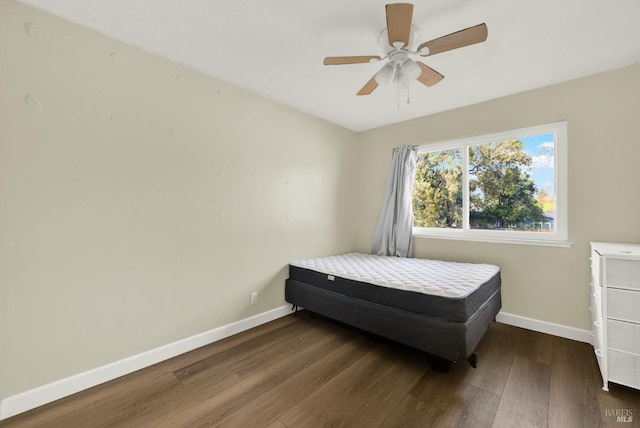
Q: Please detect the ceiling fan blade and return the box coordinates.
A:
[416,62,444,87]
[418,23,488,57]
[323,56,381,65]
[357,75,379,96]
[386,3,413,48]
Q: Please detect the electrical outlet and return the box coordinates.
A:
[250,292,258,305]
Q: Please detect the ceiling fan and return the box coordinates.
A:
[323,3,488,96]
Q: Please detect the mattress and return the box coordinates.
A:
[289,253,501,322]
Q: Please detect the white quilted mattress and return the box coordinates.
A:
[290,253,500,298]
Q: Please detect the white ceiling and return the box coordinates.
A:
[18,0,640,132]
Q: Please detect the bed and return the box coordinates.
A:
[284,253,501,369]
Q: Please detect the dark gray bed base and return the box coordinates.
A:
[285,278,501,364]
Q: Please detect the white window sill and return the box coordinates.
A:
[413,231,574,248]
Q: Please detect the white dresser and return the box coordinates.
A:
[590,242,640,391]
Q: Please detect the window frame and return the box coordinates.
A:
[412,121,571,247]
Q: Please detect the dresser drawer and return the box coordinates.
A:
[606,258,640,290]
[608,319,640,354]
[608,350,640,389]
[607,288,640,323]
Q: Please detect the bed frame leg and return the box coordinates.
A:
[467,352,478,369]
[291,304,299,316]
[427,354,453,373]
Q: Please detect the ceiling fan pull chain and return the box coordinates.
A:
[397,75,401,111]
[407,83,411,104]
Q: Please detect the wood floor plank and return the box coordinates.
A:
[548,336,601,428]
[3,370,186,428]
[435,381,501,428]
[72,373,185,428]
[173,317,317,381]
[139,324,364,427]
[226,318,344,378]
[103,365,241,428]
[514,326,553,366]
[1,347,193,428]
[207,337,378,428]
[279,346,392,428]
[379,394,443,428]
[492,356,551,428]
[409,363,467,411]
[266,420,289,428]
[595,383,640,428]
[317,347,428,428]
[463,322,519,396]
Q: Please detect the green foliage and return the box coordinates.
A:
[413,139,546,231]
[412,149,462,228]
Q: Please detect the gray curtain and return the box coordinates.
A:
[371,145,418,258]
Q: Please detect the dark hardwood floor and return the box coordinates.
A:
[3,311,640,427]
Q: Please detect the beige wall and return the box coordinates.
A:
[0,1,358,399]
[356,64,640,331]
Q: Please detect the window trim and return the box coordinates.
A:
[413,121,572,247]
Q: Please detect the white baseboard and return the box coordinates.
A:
[496,311,592,343]
[0,305,293,421]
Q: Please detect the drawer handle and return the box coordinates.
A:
[593,292,600,298]
[595,349,603,357]
[594,320,601,327]
[589,306,596,311]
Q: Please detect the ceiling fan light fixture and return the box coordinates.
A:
[400,59,421,81]
[375,63,395,85]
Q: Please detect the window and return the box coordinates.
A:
[412,122,569,246]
